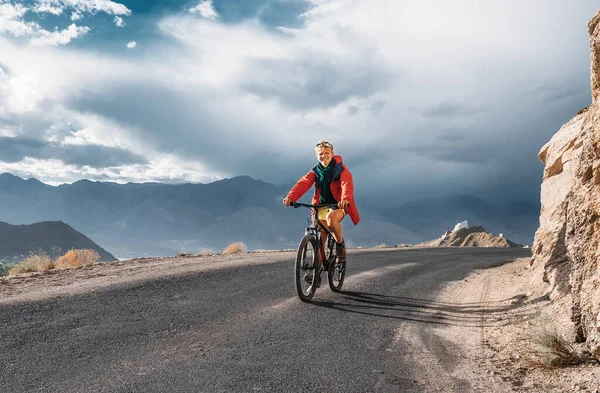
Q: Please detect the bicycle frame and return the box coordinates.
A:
[291,202,338,267]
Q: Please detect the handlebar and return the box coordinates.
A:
[290,202,345,209]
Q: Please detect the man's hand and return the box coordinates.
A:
[338,200,349,209]
[283,197,293,206]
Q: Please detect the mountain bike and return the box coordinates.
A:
[289,202,346,302]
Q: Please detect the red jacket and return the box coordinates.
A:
[287,155,360,225]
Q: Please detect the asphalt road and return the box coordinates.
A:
[0,248,531,393]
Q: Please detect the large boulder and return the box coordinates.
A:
[531,9,600,357]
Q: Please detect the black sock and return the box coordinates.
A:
[337,239,345,247]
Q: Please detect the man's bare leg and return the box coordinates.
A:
[326,209,346,263]
[325,209,344,243]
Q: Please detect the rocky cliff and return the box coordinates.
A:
[531,9,600,358]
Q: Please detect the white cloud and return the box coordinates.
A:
[30,23,90,46]
[114,16,124,27]
[126,40,136,48]
[188,0,219,20]
[32,1,64,15]
[36,0,130,17]
[0,2,39,37]
[0,0,130,45]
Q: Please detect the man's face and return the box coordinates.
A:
[316,147,333,167]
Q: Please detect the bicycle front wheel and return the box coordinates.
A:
[295,235,319,302]
[328,259,345,292]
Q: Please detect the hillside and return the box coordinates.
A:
[0,221,117,262]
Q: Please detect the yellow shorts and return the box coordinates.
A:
[317,207,346,221]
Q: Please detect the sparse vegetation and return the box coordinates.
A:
[54,249,100,269]
[523,326,584,369]
[6,249,101,276]
[1,263,13,277]
[223,242,246,254]
[8,252,54,275]
[196,249,214,256]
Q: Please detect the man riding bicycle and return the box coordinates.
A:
[283,140,360,266]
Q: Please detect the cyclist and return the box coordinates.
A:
[283,140,360,268]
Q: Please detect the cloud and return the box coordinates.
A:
[0,0,597,207]
[31,23,90,46]
[241,56,392,110]
[0,0,130,45]
[126,40,136,48]
[35,0,131,17]
[189,0,219,20]
[32,1,63,15]
[0,136,146,167]
[114,16,124,27]
[422,103,488,118]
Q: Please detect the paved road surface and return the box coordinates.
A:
[0,248,531,392]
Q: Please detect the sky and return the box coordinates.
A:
[0,0,598,206]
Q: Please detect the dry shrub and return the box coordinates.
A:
[196,249,214,256]
[8,252,54,275]
[223,242,246,254]
[55,249,100,269]
[523,327,583,369]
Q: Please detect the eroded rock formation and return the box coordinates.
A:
[420,226,522,248]
[531,9,600,357]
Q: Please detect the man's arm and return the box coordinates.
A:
[339,166,354,204]
[286,171,316,203]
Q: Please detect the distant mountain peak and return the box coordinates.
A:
[0,172,22,180]
[0,172,51,190]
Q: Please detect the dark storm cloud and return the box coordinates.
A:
[241,57,392,110]
[54,144,148,168]
[422,102,488,118]
[66,82,251,173]
[0,136,146,168]
[0,136,46,163]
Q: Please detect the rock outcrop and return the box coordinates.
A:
[531,9,600,358]
[419,226,522,248]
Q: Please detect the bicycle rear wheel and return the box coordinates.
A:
[328,259,345,292]
[295,235,319,302]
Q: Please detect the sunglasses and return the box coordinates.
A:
[316,141,333,149]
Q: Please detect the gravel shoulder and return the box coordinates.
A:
[436,257,600,392]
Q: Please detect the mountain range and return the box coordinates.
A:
[0,173,539,259]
